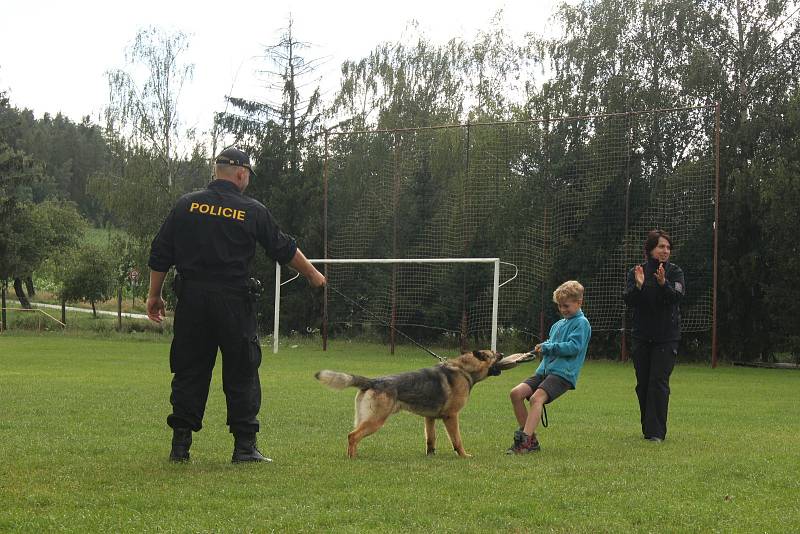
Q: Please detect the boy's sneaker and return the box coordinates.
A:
[512,432,541,454]
[505,429,525,454]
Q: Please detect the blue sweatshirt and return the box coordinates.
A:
[534,309,592,388]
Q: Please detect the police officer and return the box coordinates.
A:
[623,229,685,442]
[146,147,325,463]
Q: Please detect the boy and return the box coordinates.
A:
[507,280,592,454]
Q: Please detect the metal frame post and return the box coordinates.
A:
[323,130,329,352]
[390,131,400,354]
[712,102,720,368]
[460,122,472,351]
[273,264,281,354]
[491,259,500,352]
[540,206,548,343]
[621,112,633,362]
[1,282,6,332]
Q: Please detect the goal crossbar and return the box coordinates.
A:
[273,258,501,354]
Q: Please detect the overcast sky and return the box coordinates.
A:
[1,0,558,148]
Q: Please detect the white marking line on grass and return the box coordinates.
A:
[32,302,151,320]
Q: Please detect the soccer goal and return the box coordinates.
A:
[273,258,510,354]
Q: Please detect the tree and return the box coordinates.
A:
[55,243,115,318]
[215,17,327,333]
[331,15,539,129]
[0,200,87,308]
[525,0,800,360]
[18,113,110,222]
[105,26,194,189]
[331,25,467,129]
[0,91,110,223]
[754,89,800,361]
[260,15,324,173]
[1,92,95,310]
[708,0,800,360]
[0,91,44,311]
[216,15,324,166]
[465,12,535,120]
[90,27,205,242]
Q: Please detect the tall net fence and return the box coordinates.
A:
[323,106,717,349]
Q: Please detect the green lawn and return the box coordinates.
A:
[83,226,130,248]
[0,334,798,532]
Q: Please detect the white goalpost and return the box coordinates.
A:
[273,258,503,354]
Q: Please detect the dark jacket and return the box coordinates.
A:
[148,180,297,285]
[623,258,685,343]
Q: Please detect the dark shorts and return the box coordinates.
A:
[522,374,574,403]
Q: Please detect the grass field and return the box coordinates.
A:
[83,226,130,248]
[1,333,798,533]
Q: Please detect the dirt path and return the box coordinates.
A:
[32,302,151,320]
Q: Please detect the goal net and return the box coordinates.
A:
[319,106,717,353]
[273,258,504,353]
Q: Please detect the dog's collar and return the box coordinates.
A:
[445,364,476,390]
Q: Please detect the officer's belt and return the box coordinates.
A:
[181,277,250,298]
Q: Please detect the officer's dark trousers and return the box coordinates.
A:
[167,284,262,435]
[631,339,677,440]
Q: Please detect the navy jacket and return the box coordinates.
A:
[623,258,685,343]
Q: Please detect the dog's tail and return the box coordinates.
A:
[315,370,372,390]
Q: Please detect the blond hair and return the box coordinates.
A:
[553,280,584,304]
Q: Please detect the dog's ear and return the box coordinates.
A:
[472,350,486,361]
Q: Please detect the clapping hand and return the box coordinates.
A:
[634,265,645,289]
[654,263,666,286]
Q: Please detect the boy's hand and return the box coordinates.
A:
[634,265,645,289]
[495,352,538,370]
[533,343,543,355]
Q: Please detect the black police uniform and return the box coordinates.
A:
[623,257,685,440]
[148,179,297,437]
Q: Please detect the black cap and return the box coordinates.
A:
[215,147,257,177]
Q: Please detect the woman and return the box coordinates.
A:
[623,229,685,442]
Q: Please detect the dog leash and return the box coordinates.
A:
[516,350,549,428]
[326,283,446,362]
[327,283,548,425]
[329,283,550,426]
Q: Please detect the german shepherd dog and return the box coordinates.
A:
[315,350,504,458]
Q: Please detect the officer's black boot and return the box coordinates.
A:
[231,432,272,463]
[169,428,192,462]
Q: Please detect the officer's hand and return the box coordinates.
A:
[308,270,326,288]
[147,295,166,323]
